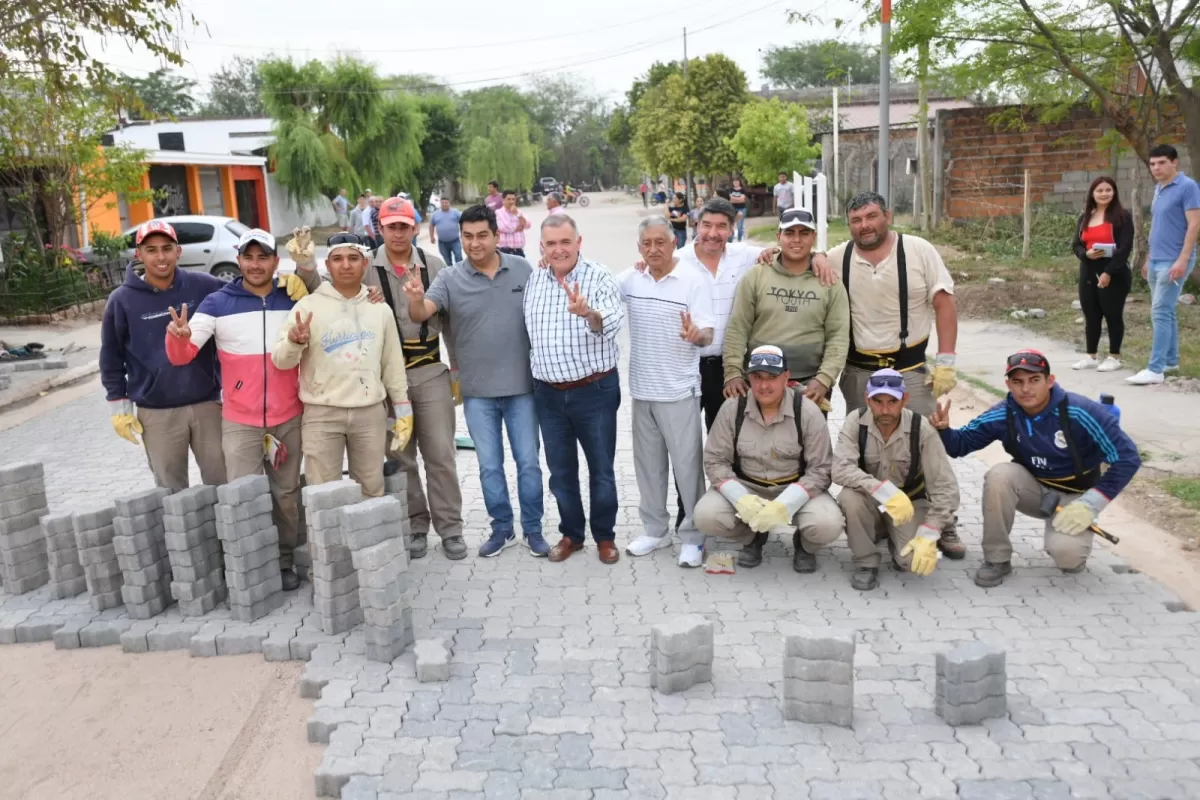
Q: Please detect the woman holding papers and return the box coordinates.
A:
[1071,176,1134,373]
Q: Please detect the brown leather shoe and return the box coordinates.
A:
[596,540,620,564]
[548,537,584,562]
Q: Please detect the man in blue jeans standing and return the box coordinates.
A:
[524,214,626,564]
[404,204,546,557]
[429,196,462,265]
[1128,144,1200,385]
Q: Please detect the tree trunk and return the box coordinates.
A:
[916,41,932,232]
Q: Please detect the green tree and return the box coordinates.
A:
[411,95,461,209]
[686,54,751,177]
[120,68,197,119]
[632,73,696,179]
[458,86,538,192]
[728,98,821,185]
[200,56,264,118]
[761,41,879,89]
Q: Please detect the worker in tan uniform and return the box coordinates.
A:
[693,345,845,572]
[833,368,960,591]
[363,196,466,561]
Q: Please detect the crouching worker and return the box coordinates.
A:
[694,345,844,572]
[273,233,414,498]
[931,349,1140,587]
[833,368,960,591]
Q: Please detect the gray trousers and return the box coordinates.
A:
[982,462,1089,569]
[632,397,705,546]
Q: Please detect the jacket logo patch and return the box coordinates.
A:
[766,286,818,312]
[1053,430,1068,449]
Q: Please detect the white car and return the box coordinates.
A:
[89,215,257,282]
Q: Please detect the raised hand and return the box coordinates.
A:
[402,276,425,302]
[559,277,590,318]
[286,226,315,263]
[289,310,313,345]
[680,311,704,344]
[930,396,952,430]
[166,303,191,339]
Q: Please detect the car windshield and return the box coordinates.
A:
[225,220,251,238]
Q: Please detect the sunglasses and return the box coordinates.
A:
[328,233,367,247]
[867,374,905,389]
[748,352,785,369]
[1005,352,1049,372]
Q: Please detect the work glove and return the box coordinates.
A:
[1052,490,1107,536]
[749,483,811,532]
[390,402,414,453]
[872,481,915,525]
[449,369,462,407]
[927,353,957,398]
[718,480,768,525]
[285,226,315,265]
[277,272,309,301]
[109,399,143,445]
[900,525,941,576]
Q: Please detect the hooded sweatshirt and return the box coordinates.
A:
[100,265,224,409]
[272,281,409,409]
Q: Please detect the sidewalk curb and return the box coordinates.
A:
[0,360,100,413]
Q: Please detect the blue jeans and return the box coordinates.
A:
[437,238,462,265]
[735,214,745,242]
[462,394,543,537]
[674,228,687,250]
[1148,259,1195,372]
[534,371,621,543]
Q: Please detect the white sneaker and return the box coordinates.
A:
[1096,357,1122,372]
[626,535,672,557]
[678,544,704,568]
[1126,368,1165,385]
[1072,356,1098,370]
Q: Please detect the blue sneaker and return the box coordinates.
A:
[479,530,516,558]
[525,532,550,557]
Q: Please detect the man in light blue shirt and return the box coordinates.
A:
[1128,144,1200,385]
[429,196,462,265]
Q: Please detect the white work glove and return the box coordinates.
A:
[718,480,768,525]
[748,483,811,532]
[872,480,915,525]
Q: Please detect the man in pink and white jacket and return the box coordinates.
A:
[165,228,320,591]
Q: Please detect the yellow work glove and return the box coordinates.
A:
[277,272,309,301]
[900,525,941,576]
[748,484,811,532]
[449,369,462,407]
[871,481,915,525]
[109,399,143,445]
[390,402,414,452]
[1052,498,1099,536]
[285,226,315,265]
[927,353,957,398]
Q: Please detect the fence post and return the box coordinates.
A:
[1022,169,1032,260]
[815,173,828,252]
[932,109,945,228]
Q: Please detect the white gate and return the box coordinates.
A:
[793,171,829,252]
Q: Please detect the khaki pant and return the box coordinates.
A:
[138,401,227,491]
[841,364,935,416]
[302,404,387,498]
[222,416,303,568]
[982,462,1090,569]
[693,487,844,550]
[838,486,932,569]
[391,371,462,539]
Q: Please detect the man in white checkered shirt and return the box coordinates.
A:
[523,214,626,565]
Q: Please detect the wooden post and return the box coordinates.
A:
[1022,169,1032,260]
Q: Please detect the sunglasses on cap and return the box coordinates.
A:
[1005,351,1050,374]
[866,374,905,389]
[747,352,785,369]
[328,232,367,247]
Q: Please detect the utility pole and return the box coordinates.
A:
[832,87,840,207]
[682,27,693,205]
[877,0,891,204]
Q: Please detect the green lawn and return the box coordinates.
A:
[1161,477,1200,510]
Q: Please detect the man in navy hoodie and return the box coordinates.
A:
[930,349,1140,587]
[100,219,227,491]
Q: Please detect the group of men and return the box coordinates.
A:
[100,187,1140,592]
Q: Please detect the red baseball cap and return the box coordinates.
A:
[379,197,417,227]
[1004,349,1051,376]
[136,219,178,245]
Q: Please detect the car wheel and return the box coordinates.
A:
[211,263,241,282]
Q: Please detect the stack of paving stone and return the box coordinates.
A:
[113,488,174,619]
[163,485,227,617]
[302,480,365,635]
[782,627,855,727]
[216,475,285,622]
[342,495,413,662]
[0,461,50,594]
[41,512,87,599]
[935,641,1007,725]
[649,615,714,694]
[73,505,123,610]
[383,469,410,551]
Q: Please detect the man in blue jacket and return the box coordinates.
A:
[930,349,1139,587]
[100,219,227,491]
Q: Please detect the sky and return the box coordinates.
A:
[93,0,876,104]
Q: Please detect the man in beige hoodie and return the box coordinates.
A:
[273,233,413,497]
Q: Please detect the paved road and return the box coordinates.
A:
[3,194,1200,799]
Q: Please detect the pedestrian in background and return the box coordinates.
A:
[729,178,748,242]
[484,180,504,212]
[429,196,462,265]
[668,192,689,250]
[773,171,795,218]
[497,190,531,257]
[639,181,649,208]
[333,188,350,231]
[1071,177,1133,373]
[350,194,368,237]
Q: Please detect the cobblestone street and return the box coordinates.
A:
[3,375,1200,799]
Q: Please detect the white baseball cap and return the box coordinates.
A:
[237,229,277,255]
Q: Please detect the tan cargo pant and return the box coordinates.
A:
[222,416,302,568]
[838,487,931,570]
[302,403,387,498]
[389,370,463,539]
[138,401,227,491]
[841,364,935,416]
[693,487,844,550]
[982,462,1090,569]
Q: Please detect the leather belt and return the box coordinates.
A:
[544,368,615,391]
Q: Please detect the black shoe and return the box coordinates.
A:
[441,536,468,560]
[738,532,768,568]
[280,568,301,591]
[792,533,817,573]
[851,567,879,591]
[409,533,428,559]
[974,561,1012,588]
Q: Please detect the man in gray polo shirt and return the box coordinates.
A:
[405,204,546,558]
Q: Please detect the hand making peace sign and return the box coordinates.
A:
[166,304,191,339]
[680,311,704,344]
[401,276,425,302]
[288,310,313,345]
[558,276,591,318]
